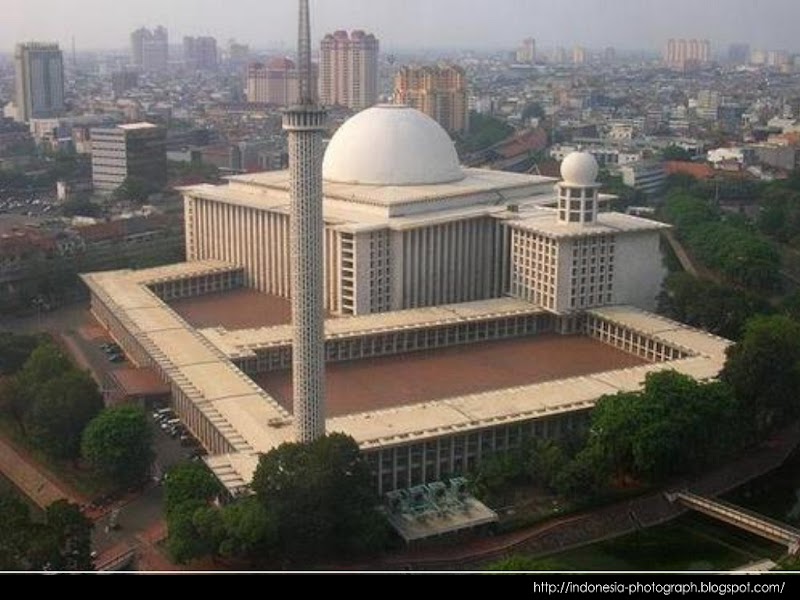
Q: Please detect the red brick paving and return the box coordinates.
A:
[254,335,647,417]
[169,289,293,330]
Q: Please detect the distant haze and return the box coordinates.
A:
[1,0,799,53]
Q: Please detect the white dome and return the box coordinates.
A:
[561,151,599,186]
[323,105,465,186]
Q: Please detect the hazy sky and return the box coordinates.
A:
[1,0,799,53]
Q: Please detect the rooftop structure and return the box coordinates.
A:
[82,260,730,496]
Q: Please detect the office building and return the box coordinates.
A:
[319,30,379,110]
[131,26,168,72]
[14,43,65,123]
[111,71,139,97]
[516,38,536,64]
[664,39,711,71]
[91,122,167,194]
[572,46,587,65]
[184,36,218,70]
[394,65,469,134]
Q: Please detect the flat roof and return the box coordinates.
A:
[225,168,557,208]
[253,335,647,418]
[118,122,158,130]
[82,262,731,496]
[506,207,672,238]
[169,289,293,330]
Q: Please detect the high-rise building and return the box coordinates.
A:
[246,58,317,106]
[553,47,568,64]
[284,0,328,443]
[111,71,139,97]
[572,46,587,65]
[728,43,750,65]
[14,43,65,123]
[319,30,379,110]
[91,122,167,195]
[664,39,711,71]
[394,64,469,134]
[183,36,218,70]
[516,38,536,64]
[131,26,168,72]
[227,40,250,65]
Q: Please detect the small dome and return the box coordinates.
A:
[561,151,599,186]
[323,105,465,186]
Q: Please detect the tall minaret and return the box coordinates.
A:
[284,0,327,443]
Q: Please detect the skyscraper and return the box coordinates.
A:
[664,39,711,71]
[319,30,379,111]
[394,64,469,134]
[516,38,536,64]
[572,46,587,65]
[14,43,65,123]
[131,26,169,72]
[247,58,316,106]
[184,36,218,70]
[284,0,327,443]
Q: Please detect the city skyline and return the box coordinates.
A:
[1,0,800,54]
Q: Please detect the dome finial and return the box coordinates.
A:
[561,151,599,186]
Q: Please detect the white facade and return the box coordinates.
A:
[183,109,668,318]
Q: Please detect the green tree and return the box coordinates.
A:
[657,273,772,340]
[61,197,102,218]
[113,176,159,203]
[44,500,94,571]
[251,433,388,560]
[0,495,93,571]
[0,494,33,570]
[81,406,154,486]
[24,370,103,459]
[459,112,514,153]
[166,499,215,564]
[661,145,693,161]
[582,371,744,485]
[165,462,222,512]
[722,315,800,435]
[524,438,568,492]
[217,498,276,560]
[521,102,546,122]
[0,332,40,375]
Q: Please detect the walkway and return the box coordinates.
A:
[663,230,699,277]
[0,434,85,509]
[669,491,800,554]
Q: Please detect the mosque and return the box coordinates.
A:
[82,105,730,497]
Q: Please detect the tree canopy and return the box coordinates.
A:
[0,495,93,571]
[578,371,744,484]
[657,272,772,340]
[81,405,153,486]
[722,315,800,436]
[165,434,388,565]
[1,341,103,459]
[660,190,781,290]
[251,433,387,560]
